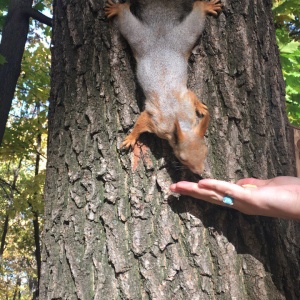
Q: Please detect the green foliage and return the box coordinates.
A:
[0,216,39,300]
[0,159,43,299]
[34,0,53,13]
[34,0,46,12]
[0,1,51,298]
[0,0,9,32]
[0,53,6,64]
[273,0,300,126]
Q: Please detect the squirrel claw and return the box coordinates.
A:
[121,135,137,150]
[204,1,223,16]
[196,102,209,116]
[104,1,120,18]
[199,103,208,110]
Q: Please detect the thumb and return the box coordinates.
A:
[236,178,269,187]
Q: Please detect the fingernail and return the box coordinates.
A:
[170,184,176,191]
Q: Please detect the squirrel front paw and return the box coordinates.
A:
[196,102,209,116]
[104,0,120,18]
[121,134,137,150]
[202,0,223,16]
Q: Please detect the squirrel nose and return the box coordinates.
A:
[190,166,204,177]
[194,173,203,180]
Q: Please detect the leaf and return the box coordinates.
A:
[34,1,46,12]
[0,53,7,64]
[274,0,300,126]
[280,40,300,54]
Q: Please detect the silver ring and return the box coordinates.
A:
[222,195,234,206]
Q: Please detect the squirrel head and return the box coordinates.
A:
[170,119,208,175]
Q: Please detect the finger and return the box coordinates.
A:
[170,181,224,204]
[170,181,204,197]
[198,179,251,201]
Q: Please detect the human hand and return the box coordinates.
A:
[170,176,300,221]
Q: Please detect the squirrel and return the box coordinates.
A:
[105,0,222,175]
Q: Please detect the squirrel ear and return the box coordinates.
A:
[174,119,184,144]
[196,113,210,138]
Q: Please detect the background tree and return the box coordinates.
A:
[0,0,51,145]
[0,1,51,298]
[40,0,300,299]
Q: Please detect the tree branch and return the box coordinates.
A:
[0,178,21,195]
[23,7,52,27]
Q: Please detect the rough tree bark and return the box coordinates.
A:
[41,0,300,299]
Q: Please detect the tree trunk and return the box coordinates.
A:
[40,0,300,299]
[0,214,9,257]
[12,276,21,300]
[32,104,42,300]
[0,0,33,145]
